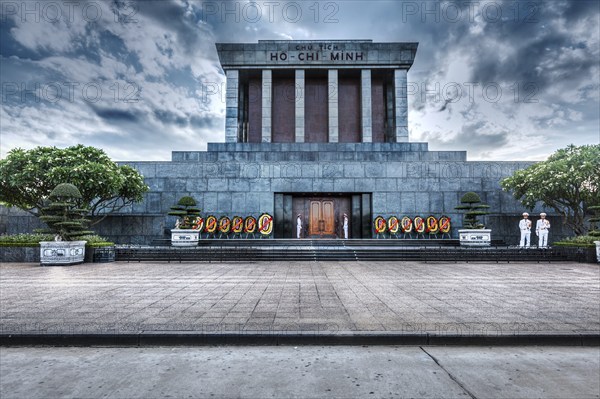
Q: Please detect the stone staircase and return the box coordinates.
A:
[117,239,577,263]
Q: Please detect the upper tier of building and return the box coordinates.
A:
[216,40,418,70]
[216,40,419,144]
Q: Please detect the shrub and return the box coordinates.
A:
[0,233,114,247]
[553,235,597,248]
[168,196,201,229]
[38,183,94,241]
[454,192,490,229]
[79,235,115,247]
[0,233,54,247]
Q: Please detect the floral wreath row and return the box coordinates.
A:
[374,216,451,234]
[187,214,273,235]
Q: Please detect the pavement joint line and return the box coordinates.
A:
[420,346,478,399]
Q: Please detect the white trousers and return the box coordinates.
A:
[520,230,531,247]
[538,231,549,247]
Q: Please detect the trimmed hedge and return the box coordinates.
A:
[554,235,597,248]
[0,234,114,248]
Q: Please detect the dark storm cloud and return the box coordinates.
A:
[95,108,139,122]
[190,115,220,129]
[465,1,598,90]
[153,109,220,129]
[154,109,187,127]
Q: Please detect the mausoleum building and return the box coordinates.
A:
[2,40,564,244]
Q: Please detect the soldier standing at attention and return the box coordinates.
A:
[536,212,551,248]
[343,213,349,239]
[519,212,532,248]
[296,214,303,239]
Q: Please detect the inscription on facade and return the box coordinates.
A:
[269,51,365,62]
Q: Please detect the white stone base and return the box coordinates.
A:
[171,229,200,247]
[40,241,86,266]
[595,242,600,263]
[458,229,492,247]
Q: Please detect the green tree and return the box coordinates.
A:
[0,145,149,225]
[500,144,600,235]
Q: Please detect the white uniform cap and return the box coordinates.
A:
[522,212,529,216]
[540,213,547,216]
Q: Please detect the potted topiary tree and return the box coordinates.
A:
[38,183,94,265]
[455,192,492,246]
[169,196,202,246]
[588,206,600,263]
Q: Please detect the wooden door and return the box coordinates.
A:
[309,199,335,237]
[322,200,334,235]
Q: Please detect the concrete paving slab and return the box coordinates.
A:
[1,261,598,344]
[1,346,598,399]
[425,346,600,399]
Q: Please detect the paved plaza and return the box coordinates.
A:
[1,261,598,338]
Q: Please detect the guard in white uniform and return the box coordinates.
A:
[519,212,532,248]
[343,213,349,239]
[296,214,302,239]
[536,213,550,248]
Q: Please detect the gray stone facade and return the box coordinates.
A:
[0,142,569,244]
[87,143,566,244]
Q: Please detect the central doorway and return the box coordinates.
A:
[309,199,335,237]
[274,193,372,239]
[293,195,352,239]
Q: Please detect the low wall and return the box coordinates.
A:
[0,247,40,263]
[0,246,116,263]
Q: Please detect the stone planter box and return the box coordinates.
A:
[458,229,492,246]
[171,229,200,247]
[84,246,116,263]
[40,241,86,266]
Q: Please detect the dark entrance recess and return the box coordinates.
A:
[274,193,372,239]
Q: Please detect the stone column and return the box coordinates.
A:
[394,69,409,142]
[225,70,239,143]
[261,70,272,143]
[295,70,305,143]
[361,69,372,143]
[328,69,338,143]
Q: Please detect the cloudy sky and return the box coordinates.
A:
[1,0,599,161]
